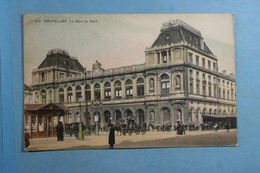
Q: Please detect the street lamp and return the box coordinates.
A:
[77,96,84,140]
[92,99,102,136]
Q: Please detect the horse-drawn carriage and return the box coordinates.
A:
[148,123,172,132]
[114,118,147,136]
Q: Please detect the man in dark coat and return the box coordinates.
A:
[56,121,64,141]
[24,128,30,149]
[108,124,115,149]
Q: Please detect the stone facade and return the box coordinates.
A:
[30,19,236,129]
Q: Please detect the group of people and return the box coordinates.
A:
[176,122,185,135]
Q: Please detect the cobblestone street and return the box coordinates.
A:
[26,129,237,151]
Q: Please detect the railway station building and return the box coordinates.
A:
[27,19,237,132]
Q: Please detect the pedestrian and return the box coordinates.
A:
[56,121,64,141]
[225,122,230,132]
[24,128,30,149]
[108,124,115,149]
[176,122,182,135]
[181,122,185,135]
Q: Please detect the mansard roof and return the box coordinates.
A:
[151,19,214,55]
[38,48,85,72]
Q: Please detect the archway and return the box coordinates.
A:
[161,107,170,124]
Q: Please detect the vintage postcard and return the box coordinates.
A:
[23,14,237,151]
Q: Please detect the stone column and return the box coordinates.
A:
[64,87,67,103]
[81,84,85,101]
[171,49,174,62]
[121,79,125,98]
[72,86,76,103]
[133,78,137,97]
[111,81,115,99]
[166,50,169,63]
[90,84,94,101]
[100,82,104,100]
[154,51,158,65]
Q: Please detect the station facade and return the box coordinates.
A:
[29,19,237,131]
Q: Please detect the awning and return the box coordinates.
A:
[202,114,237,118]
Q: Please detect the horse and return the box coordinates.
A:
[148,123,160,132]
[113,124,122,136]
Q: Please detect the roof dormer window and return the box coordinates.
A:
[165,35,170,41]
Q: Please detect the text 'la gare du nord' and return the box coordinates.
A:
[34,19,98,23]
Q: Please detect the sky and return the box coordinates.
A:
[24,14,235,85]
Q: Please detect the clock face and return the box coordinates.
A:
[166,35,170,40]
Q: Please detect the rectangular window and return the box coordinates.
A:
[196,71,199,79]
[189,53,193,64]
[196,55,199,66]
[208,60,211,70]
[190,82,193,94]
[213,63,216,72]
[202,58,205,68]
[189,70,193,78]
[203,85,206,96]
[196,83,200,95]
[209,86,211,97]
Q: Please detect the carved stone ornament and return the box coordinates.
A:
[92,60,104,72]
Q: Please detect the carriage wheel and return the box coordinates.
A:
[123,130,127,136]
[141,129,146,135]
[135,130,140,135]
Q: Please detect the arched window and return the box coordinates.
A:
[137,78,144,96]
[41,89,46,104]
[104,111,111,124]
[115,81,122,98]
[137,109,144,125]
[76,85,82,102]
[67,87,73,103]
[161,74,170,94]
[85,84,91,101]
[59,88,64,103]
[125,110,134,127]
[125,79,133,98]
[104,82,111,99]
[94,83,101,100]
[115,110,122,123]
[75,112,80,122]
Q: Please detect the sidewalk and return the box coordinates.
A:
[26,129,237,151]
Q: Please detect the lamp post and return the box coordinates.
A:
[92,99,102,136]
[77,96,84,140]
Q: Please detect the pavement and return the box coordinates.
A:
[26,129,237,151]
